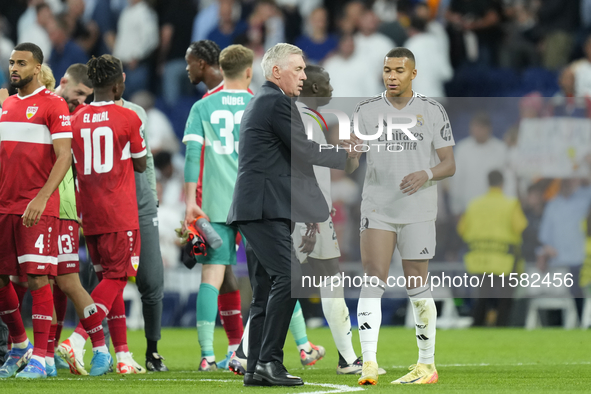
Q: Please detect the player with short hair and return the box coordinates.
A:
[292,64,386,375]
[102,53,168,372]
[345,47,456,385]
[183,44,254,371]
[0,42,72,379]
[60,55,148,375]
[0,62,110,377]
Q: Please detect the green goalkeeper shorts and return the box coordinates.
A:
[195,222,238,266]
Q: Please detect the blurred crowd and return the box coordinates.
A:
[2,0,591,321]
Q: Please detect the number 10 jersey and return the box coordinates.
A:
[71,101,147,235]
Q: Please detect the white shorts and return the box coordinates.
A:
[292,217,341,263]
[360,216,435,260]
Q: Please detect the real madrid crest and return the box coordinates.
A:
[416,114,424,126]
[26,106,38,119]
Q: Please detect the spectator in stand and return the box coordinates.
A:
[112,0,159,98]
[18,0,52,57]
[47,15,88,85]
[405,14,452,97]
[445,0,503,67]
[0,20,14,87]
[191,0,221,43]
[449,112,507,216]
[336,1,366,35]
[521,183,545,264]
[415,2,449,58]
[82,0,114,56]
[158,0,197,107]
[62,0,99,54]
[353,10,396,95]
[551,66,588,117]
[207,0,248,50]
[322,33,374,97]
[533,0,580,70]
[295,7,338,64]
[377,0,410,47]
[246,0,285,51]
[498,0,539,71]
[573,35,591,98]
[130,91,180,155]
[538,178,591,315]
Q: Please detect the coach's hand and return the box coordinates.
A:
[184,202,209,232]
[22,196,47,227]
[400,170,429,195]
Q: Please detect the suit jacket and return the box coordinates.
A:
[227,81,347,224]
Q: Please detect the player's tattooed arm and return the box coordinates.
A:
[23,138,72,227]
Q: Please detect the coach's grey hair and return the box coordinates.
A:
[261,43,303,78]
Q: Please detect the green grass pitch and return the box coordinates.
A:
[3,327,590,393]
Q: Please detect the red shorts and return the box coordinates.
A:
[86,229,141,279]
[0,214,58,277]
[17,220,81,282]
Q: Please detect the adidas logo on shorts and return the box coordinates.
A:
[419,248,429,255]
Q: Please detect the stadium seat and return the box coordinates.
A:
[525,298,579,329]
[581,298,591,329]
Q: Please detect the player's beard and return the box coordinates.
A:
[62,95,77,112]
[10,74,34,89]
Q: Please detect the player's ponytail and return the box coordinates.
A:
[87,56,122,88]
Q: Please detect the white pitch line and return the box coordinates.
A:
[390,361,591,368]
[46,376,366,393]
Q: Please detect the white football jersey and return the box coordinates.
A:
[296,101,332,210]
[353,91,455,224]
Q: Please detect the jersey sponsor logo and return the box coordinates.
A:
[26,106,38,119]
[131,255,139,271]
[59,114,71,127]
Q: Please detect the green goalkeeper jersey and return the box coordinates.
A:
[59,167,77,221]
[183,89,253,223]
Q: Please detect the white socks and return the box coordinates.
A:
[357,276,385,363]
[241,317,250,357]
[321,275,357,365]
[31,355,45,367]
[407,284,437,365]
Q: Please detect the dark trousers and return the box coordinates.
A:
[472,275,514,327]
[238,219,299,372]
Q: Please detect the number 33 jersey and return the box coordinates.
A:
[71,101,147,235]
[182,90,253,222]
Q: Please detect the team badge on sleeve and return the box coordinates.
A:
[26,106,38,119]
[131,255,139,271]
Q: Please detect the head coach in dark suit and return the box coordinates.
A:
[227,43,355,386]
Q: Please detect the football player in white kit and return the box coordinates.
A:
[293,65,385,375]
[344,48,456,385]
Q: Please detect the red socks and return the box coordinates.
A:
[218,290,243,346]
[74,278,127,342]
[80,310,106,348]
[107,292,128,353]
[53,284,68,345]
[0,282,28,344]
[13,282,28,312]
[31,284,53,358]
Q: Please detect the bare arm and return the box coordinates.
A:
[400,146,456,195]
[132,156,147,173]
[22,138,72,227]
